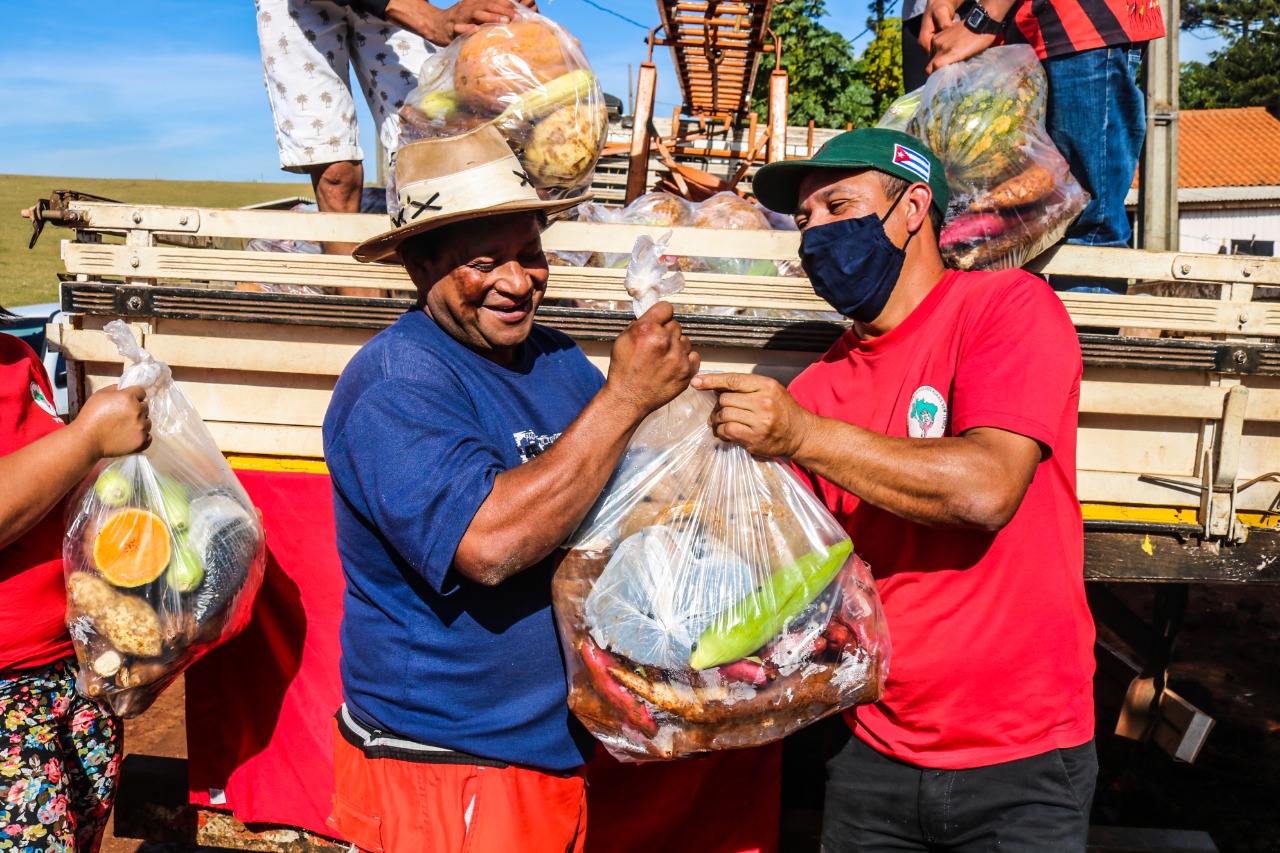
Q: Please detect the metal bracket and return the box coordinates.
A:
[1139,385,1251,543]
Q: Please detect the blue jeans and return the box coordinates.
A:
[822,734,1098,851]
[1043,45,1146,248]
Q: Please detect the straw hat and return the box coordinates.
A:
[353,124,592,263]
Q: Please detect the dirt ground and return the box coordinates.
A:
[101,582,1280,853]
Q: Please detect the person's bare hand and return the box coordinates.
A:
[72,386,151,458]
[693,372,814,459]
[918,0,962,54]
[435,0,522,43]
[605,302,699,419]
[21,206,35,222]
[385,0,533,45]
[925,24,998,73]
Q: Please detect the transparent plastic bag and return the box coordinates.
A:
[63,321,266,717]
[552,243,889,760]
[392,6,606,217]
[877,45,1089,270]
[682,192,780,277]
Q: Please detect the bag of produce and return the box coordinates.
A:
[877,45,1088,270]
[552,239,890,761]
[393,6,607,217]
[63,321,266,717]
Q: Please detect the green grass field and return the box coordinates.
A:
[0,174,311,309]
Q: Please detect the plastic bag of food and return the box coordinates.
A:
[393,6,607,217]
[63,322,266,717]
[680,192,781,277]
[877,45,1088,270]
[552,241,889,761]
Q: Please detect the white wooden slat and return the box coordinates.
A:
[63,243,415,292]
[56,328,365,377]
[206,421,324,458]
[1077,422,1203,478]
[55,200,1280,286]
[60,243,1280,333]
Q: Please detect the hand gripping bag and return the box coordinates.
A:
[878,45,1089,270]
[63,321,266,717]
[552,239,890,761]
[393,6,607,216]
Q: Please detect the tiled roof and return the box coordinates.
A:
[1134,107,1280,190]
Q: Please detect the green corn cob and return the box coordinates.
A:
[494,69,597,124]
[689,539,854,671]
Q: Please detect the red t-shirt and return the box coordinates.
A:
[0,334,74,674]
[788,268,1095,770]
[1013,0,1166,59]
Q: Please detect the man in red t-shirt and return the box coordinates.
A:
[696,129,1095,851]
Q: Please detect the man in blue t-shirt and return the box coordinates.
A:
[322,126,699,853]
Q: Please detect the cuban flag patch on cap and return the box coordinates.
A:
[892,143,931,182]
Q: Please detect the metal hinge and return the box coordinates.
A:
[1140,385,1253,543]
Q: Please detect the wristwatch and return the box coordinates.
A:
[957,0,1007,35]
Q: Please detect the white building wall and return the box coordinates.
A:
[1179,207,1280,255]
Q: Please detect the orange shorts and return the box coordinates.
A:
[327,715,587,853]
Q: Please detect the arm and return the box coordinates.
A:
[382,0,537,45]
[0,386,150,548]
[455,302,698,585]
[692,373,1040,531]
[920,0,1021,73]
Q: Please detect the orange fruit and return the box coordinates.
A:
[92,508,172,588]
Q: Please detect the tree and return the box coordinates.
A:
[860,17,904,119]
[750,0,874,128]
[1179,0,1280,116]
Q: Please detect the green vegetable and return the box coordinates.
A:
[165,542,205,593]
[94,469,132,508]
[155,474,191,531]
[689,539,853,670]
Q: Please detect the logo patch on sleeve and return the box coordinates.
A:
[30,381,60,420]
[907,385,948,438]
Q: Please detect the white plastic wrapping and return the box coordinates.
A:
[393,6,606,216]
[63,322,266,717]
[552,246,889,760]
[877,45,1089,270]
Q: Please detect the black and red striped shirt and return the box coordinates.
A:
[1013,0,1166,59]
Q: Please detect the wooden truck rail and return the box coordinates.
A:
[34,192,1280,586]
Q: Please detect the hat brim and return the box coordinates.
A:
[751,160,879,216]
[353,193,593,264]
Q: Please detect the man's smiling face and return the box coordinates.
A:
[402,212,549,366]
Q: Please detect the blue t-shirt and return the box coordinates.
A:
[323,310,605,771]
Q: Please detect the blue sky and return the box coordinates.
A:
[1,1,1222,184]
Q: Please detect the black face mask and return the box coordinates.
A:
[798,188,912,324]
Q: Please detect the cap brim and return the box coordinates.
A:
[353,193,593,263]
[751,160,876,216]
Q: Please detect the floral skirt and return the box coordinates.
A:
[0,657,122,853]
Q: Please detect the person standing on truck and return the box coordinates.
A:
[254,0,535,259]
[321,125,699,853]
[695,128,1096,852]
[0,307,152,853]
[917,0,1164,251]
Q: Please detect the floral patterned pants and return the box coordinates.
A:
[0,658,122,853]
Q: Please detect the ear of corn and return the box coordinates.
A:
[689,539,853,671]
[414,90,462,121]
[496,69,598,124]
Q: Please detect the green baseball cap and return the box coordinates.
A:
[752,128,949,218]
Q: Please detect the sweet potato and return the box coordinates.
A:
[717,658,774,686]
[970,164,1058,212]
[939,212,1010,248]
[579,640,658,736]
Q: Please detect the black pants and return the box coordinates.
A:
[821,734,1097,852]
